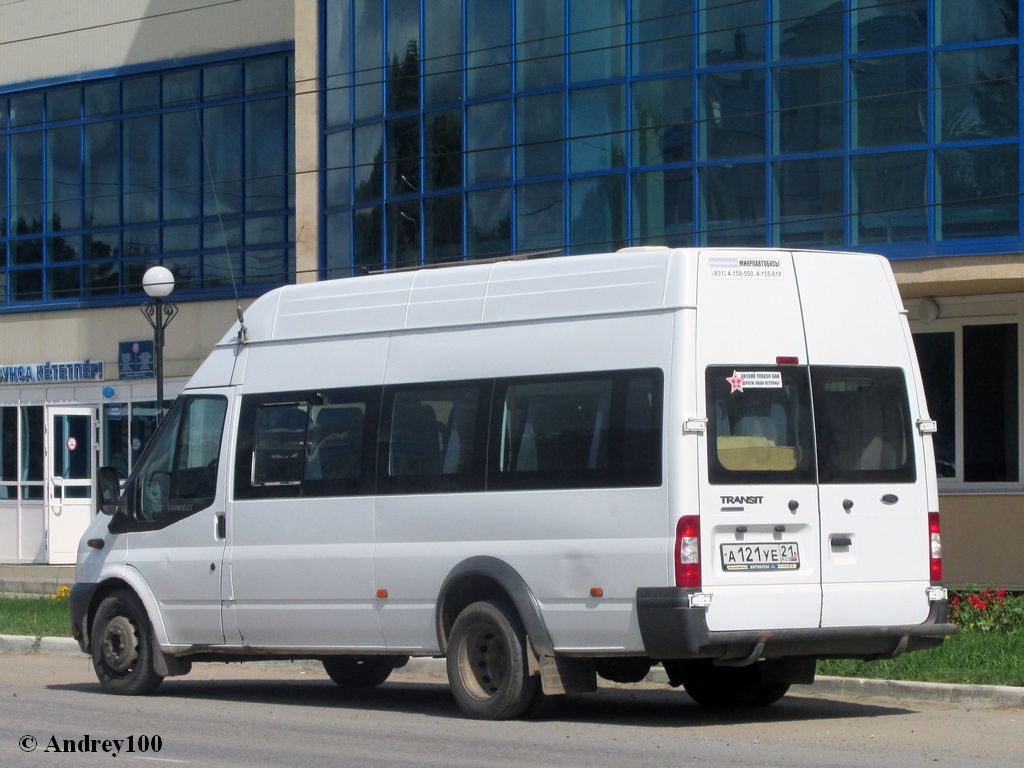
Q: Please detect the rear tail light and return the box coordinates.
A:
[675,515,701,588]
[928,511,942,582]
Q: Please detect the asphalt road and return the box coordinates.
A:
[1,652,1021,768]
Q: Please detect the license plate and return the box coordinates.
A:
[720,542,800,572]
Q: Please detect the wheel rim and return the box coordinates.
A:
[459,620,508,701]
[100,615,139,675]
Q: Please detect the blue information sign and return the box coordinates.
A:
[119,340,154,380]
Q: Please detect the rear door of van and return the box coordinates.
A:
[695,249,933,634]
[695,250,823,632]
[793,251,933,628]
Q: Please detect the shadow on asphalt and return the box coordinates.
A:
[51,675,914,727]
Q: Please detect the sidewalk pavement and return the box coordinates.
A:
[2,633,1021,709]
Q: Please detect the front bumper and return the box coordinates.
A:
[636,587,956,662]
[69,582,99,654]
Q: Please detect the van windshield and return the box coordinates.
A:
[707,366,915,485]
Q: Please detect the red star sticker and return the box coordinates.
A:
[727,371,745,392]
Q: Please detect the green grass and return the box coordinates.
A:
[0,594,73,638]
[818,630,1024,687]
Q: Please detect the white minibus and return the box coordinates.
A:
[71,248,953,719]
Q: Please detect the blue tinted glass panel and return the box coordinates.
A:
[700,69,766,159]
[354,207,383,270]
[936,46,1018,141]
[852,151,927,243]
[774,0,844,58]
[246,97,288,211]
[701,0,765,65]
[354,1,384,120]
[467,187,510,256]
[325,210,353,278]
[467,101,510,184]
[162,70,199,107]
[84,263,118,296]
[85,232,119,261]
[425,193,462,262]
[11,132,43,233]
[354,123,384,201]
[426,110,463,190]
[937,0,1017,43]
[245,58,287,94]
[123,116,159,224]
[467,0,511,98]
[632,0,692,74]
[936,145,1018,239]
[387,0,421,114]
[10,94,43,126]
[852,0,926,52]
[12,237,42,266]
[10,262,43,301]
[424,0,462,107]
[46,88,80,122]
[50,234,82,263]
[775,63,843,152]
[632,168,693,244]
[325,0,352,127]
[387,200,420,265]
[203,220,242,250]
[701,163,766,245]
[516,181,564,253]
[631,77,692,166]
[570,85,626,172]
[124,228,159,257]
[516,92,564,179]
[326,130,352,207]
[84,82,119,116]
[203,104,243,215]
[569,175,626,253]
[0,140,6,235]
[516,0,564,90]
[853,54,926,147]
[47,127,82,232]
[163,224,199,252]
[204,63,242,101]
[84,122,119,228]
[162,111,201,220]
[387,116,420,195]
[774,157,845,247]
[47,264,81,300]
[123,77,160,111]
[245,216,284,245]
[570,0,625,83]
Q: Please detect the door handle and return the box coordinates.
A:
[831,536,853,548]
[216,513,226,540]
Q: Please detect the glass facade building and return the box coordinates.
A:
[0,49,295,310]
[321,0,1021,275]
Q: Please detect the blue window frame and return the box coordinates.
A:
[321,0,1024,275]
[1,49,294,310]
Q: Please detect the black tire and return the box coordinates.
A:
[749,682,791,707]
[90,590,163,696]
[322,656,407,689]
[446,600,538,720]
[673,660,762,708]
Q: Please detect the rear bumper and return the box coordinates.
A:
[636,587,955,662]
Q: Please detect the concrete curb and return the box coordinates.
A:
[3,636,1020,708]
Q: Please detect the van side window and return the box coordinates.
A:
[379,384,487,493]
[133,395,228,525]
[251,404,309,486]
[706,366,815,485]
[812,367,915,484]
[235,388,377,499]
[493,370,663,490]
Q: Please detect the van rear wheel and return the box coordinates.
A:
[90,590,163,696]
[447,600,538,720]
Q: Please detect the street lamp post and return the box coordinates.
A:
[141,266,178,423]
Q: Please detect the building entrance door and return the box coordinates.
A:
[45,406,97,565]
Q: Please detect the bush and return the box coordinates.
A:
[949,587,1024,634]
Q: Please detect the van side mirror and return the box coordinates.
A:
[97,466,123,515]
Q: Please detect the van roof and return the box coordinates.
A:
[218,248,861,346]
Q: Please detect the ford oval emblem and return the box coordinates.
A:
[880,494,899,505]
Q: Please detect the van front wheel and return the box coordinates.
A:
[90,590,163,696]
[447,601,538,720]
